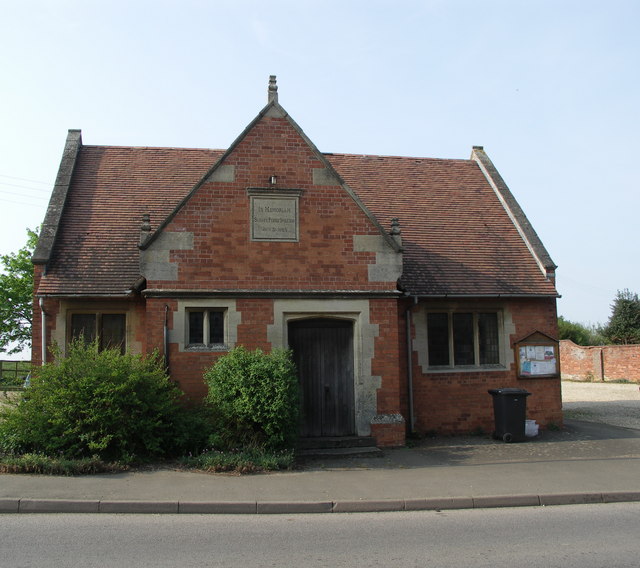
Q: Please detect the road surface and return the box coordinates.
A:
[1,503,639,567]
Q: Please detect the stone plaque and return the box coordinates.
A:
[251,196,298,241]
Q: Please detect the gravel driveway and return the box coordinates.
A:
[562,380,640,430]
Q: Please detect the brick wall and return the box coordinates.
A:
[560,340,640,383]
[370,299,403,415]
[144,115,395,293]
[410,297,562,435]
[31,265,63,366]
[138,111,406,441]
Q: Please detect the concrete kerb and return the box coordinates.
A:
[0,498,20,513]
[19,499,100,513]
[3,493,640,514]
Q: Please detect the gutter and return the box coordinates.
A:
[35,293,136,299]
[142,289,403,299]
[410,293,562,299]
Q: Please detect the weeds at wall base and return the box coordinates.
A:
[0,448,296,476]
[180,447,296,474]
[0,453,128,476]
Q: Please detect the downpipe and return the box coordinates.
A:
[405,296,418,433]
[164,304,169,371]
[39,297,46,365]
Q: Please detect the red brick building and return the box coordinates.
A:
[31,77,562,446]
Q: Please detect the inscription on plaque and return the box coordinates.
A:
[251,196,298,241]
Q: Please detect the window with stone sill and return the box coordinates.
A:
[69,312,126,354]
[427,311,501,369]
[186,309,226,350]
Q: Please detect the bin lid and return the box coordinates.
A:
[488,388,531,396]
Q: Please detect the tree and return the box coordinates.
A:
[0,228,38,355]
[601,289,640,345]
[557,316,604,346]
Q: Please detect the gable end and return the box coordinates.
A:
[471,146,557,281]
[141,80,402,256]
[32,129,82,267]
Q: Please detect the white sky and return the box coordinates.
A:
[1,0,638,346]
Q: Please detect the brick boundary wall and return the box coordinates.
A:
[560,340,640,383]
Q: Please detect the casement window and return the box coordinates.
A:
[427,311,500,368]
[69,312,126,354]
[187,309,225,348]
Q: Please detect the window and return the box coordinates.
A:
[187,309,225,348]
[70,312,126,353]
[427,311,500,368]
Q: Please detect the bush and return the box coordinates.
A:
[0,341,196,462]
[558,316,604,346]
[204,346,299,451]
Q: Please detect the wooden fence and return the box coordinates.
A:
[0,360,30,389]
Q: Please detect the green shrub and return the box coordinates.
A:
[0,341,194,462]
[181,447,295,474]
[171,402,216,456]
[558,316,604,346]
[204,346,299,450]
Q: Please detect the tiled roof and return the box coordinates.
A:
[36,146,223,295]
[326,153,557,296]
[36,145,557,297]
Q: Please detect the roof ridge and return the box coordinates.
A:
[82,144,226,152]
[325,152,472,162]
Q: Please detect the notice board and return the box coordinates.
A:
[515,331,559,378]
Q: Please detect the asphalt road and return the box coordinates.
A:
[561,380,640,430]
[1,503,639,567]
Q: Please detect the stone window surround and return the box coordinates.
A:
[413,301,516,373]
[54,301,142,358]
[67,311,127,352]
[185,308,225,348]
[171,299,241,353]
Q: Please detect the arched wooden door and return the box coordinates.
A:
[288,318,355,437]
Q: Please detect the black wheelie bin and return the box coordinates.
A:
[488,388,531,442]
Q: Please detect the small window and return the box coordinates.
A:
[187,309,225,347]
[70,312,126,353]
[427,311,501,368]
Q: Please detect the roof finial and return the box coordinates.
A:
[390,218,402,246]
[268,75,278,103]
[140,213,151,245]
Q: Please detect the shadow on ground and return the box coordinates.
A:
[297,418,640,472]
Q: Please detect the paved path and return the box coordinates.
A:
[1,381,639,514]
[2,419,640,514]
